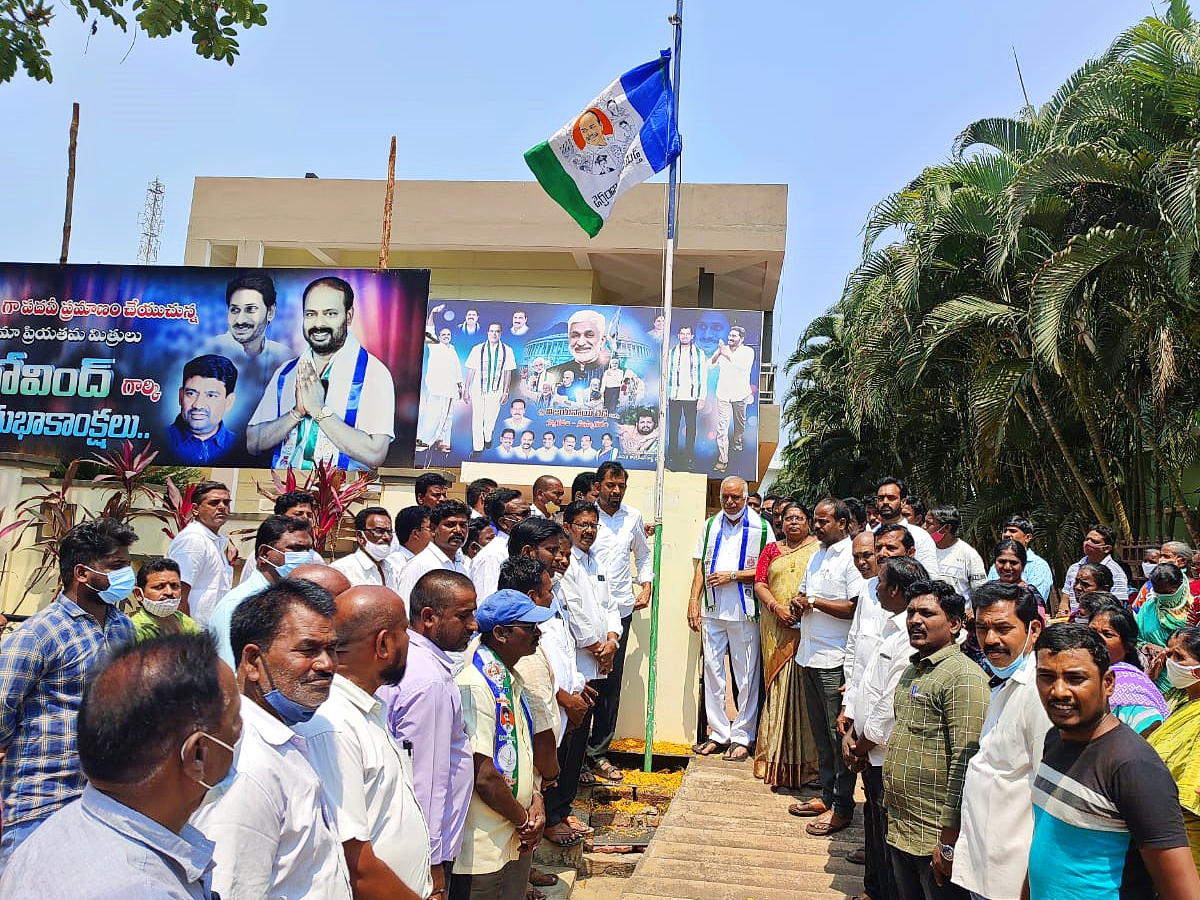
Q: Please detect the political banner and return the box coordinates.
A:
[0,263,428,469]
[416,300,763,477]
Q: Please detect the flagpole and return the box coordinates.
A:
[645,0,683,774]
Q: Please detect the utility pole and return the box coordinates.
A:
[60,103,79,265]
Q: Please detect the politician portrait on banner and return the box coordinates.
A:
[415,300,763,478]
[0,263,428,469]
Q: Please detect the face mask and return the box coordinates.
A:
[388,534,401,554]
[186,731,239,795]
[545,501,561,515]
[265,549,314,580]
[1143,562,1158,578]
[259,658,321,726]
[1165,657,1200,689]
[362,538,392,562]
[138,590,180,619]
[85,565,136,605]
[981,629,1034,681]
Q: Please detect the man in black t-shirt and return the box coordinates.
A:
[1026,624,1200,900]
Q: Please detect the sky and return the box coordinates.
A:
[0,0,1154,364]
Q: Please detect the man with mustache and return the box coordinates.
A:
[294,585,432,900]
[464,322,517,460]
[192,578,351,900]
[247,275,396,471]
[883,580,988,900]
[397,501,472,602]
[167,354,239,465]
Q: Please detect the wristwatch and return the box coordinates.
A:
[314,405,333,422]
[936,842,955,861]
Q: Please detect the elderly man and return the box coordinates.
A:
[708,325,755,473]
[332,506,396,588]
[465,322,518,458]
[0,518,138,860]
[788,498,863,836]
[205,515,316,667]
[296,586,432,900]
[952,582,1049,900]
[166,480,233,624]
[551,309,610,387]
[452,590,554,900]
[530,475,565,520]
[688,477,771,762]
[247,275,396,471]
[397,500,472,601]
[381,571,478,899]
[417,317,464,454]
[0,633,240,899]
[1062,524,1130,614]
[192,579,351,900]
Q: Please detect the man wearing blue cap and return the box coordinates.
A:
[451,590,554,900]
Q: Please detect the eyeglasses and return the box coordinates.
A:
[568,522,599,531]
[507,622,542,631]
[362,528,394,539]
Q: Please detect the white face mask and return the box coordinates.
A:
[138,591,180,619]
[1143,561,1158,578]
[1165,657,1200,689]
[362,539,393,562]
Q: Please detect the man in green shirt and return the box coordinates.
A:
[130,558,200,643]
[882,579,988,900]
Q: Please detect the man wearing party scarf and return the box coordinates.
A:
[0,518,137,864]
[688,477,771,763]
[193,579,351,900]
[247,276,396,471]
[205,516,317,668]
[953,582,1050,900]
[452,590,554,900]
[331,507,397,588]
[464,322,518,459]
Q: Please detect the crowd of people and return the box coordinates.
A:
[0,463,650,900]
[700,477,1200,900]
[1,466,1200,899]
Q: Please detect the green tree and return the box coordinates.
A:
[2,0,268,84]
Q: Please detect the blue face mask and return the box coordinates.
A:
[85,565,136,605]
[981,630,1034,681]
[265,549,315,580]
[259,658,321,726]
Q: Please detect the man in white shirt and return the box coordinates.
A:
[398,501,472,601]
[331,507,395,588]
[533,432,559,463]
[502,399,533,434]
[708,325,755,473]
[588,461,653,781]
[788,498,863,836]
[417,322,464,453]
[464,323,517,458]
[687,477,770,761]
[192,579,351,900]
[166,480,233,626]
[530,476,565,520]
[666,325,709,468]
[1062,524,1130,613]
[952,581,1049,900]
[247,276,396,471]
[872,477,940,577]
[926,504,986,602]
[383,506,433,587]
[471,489,531,599]
[295,585,432,900]
[843,555,927,900]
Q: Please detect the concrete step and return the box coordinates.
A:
[537,863,578,900]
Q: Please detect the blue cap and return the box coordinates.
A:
[475,589,556,632]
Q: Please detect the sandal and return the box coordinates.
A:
[591,757,625,782]
[542,823,584,847]
[722,743,750,762]
[805,810,852,836]
[788,798,829,817]
[846,847,867,865]
[691,739,727,756]
[578,767,598,785]
[529,869,559,888]
[565,815,594,836]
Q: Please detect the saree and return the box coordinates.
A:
[1136,591,1189,693]
[1148,695,1200,869]
[753,539,821,788]
[1109,662,1169,735]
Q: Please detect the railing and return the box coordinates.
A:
[759,363,776,404]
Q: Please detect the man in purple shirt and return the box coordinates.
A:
[379,569,478,899]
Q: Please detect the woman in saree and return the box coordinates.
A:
[1148,626,1200,869]
[1082,594,1170,735]
[752,500,821,788]
[1137,562,1192,693]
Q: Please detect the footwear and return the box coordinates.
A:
[578,767,598,786]
[564,815,594,836]
[714,461,728,472]
[542,823,584,847]
[526,889,545,900]
[415,441,430,451]
[692,739,727,756]
[806,810,852,836]
[591,758,624,782]
[846,847,867,865]
[529,869,559,888]
[788,798,829,817]
[722,743,750,762]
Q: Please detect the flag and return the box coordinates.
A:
[525,51,681,238]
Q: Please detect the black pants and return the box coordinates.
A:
[587,614,632,762]
[864,766,898,900]
[802,665,856,819]
[668,399,698,459]
[889,846,967,900]
[545,704,593,826]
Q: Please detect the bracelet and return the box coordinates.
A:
[287,408,303,422]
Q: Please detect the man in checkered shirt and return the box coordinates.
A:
[0,519,138,866]
[882,579,989,900]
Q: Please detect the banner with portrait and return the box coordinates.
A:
[0,263,428,469]
[415,300,763,477]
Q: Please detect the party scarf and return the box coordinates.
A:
[472,643,533,797]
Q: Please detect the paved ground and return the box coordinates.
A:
[618,755,866,900]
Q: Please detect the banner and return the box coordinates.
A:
[0,264,428,469]
[416,300,763,478]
